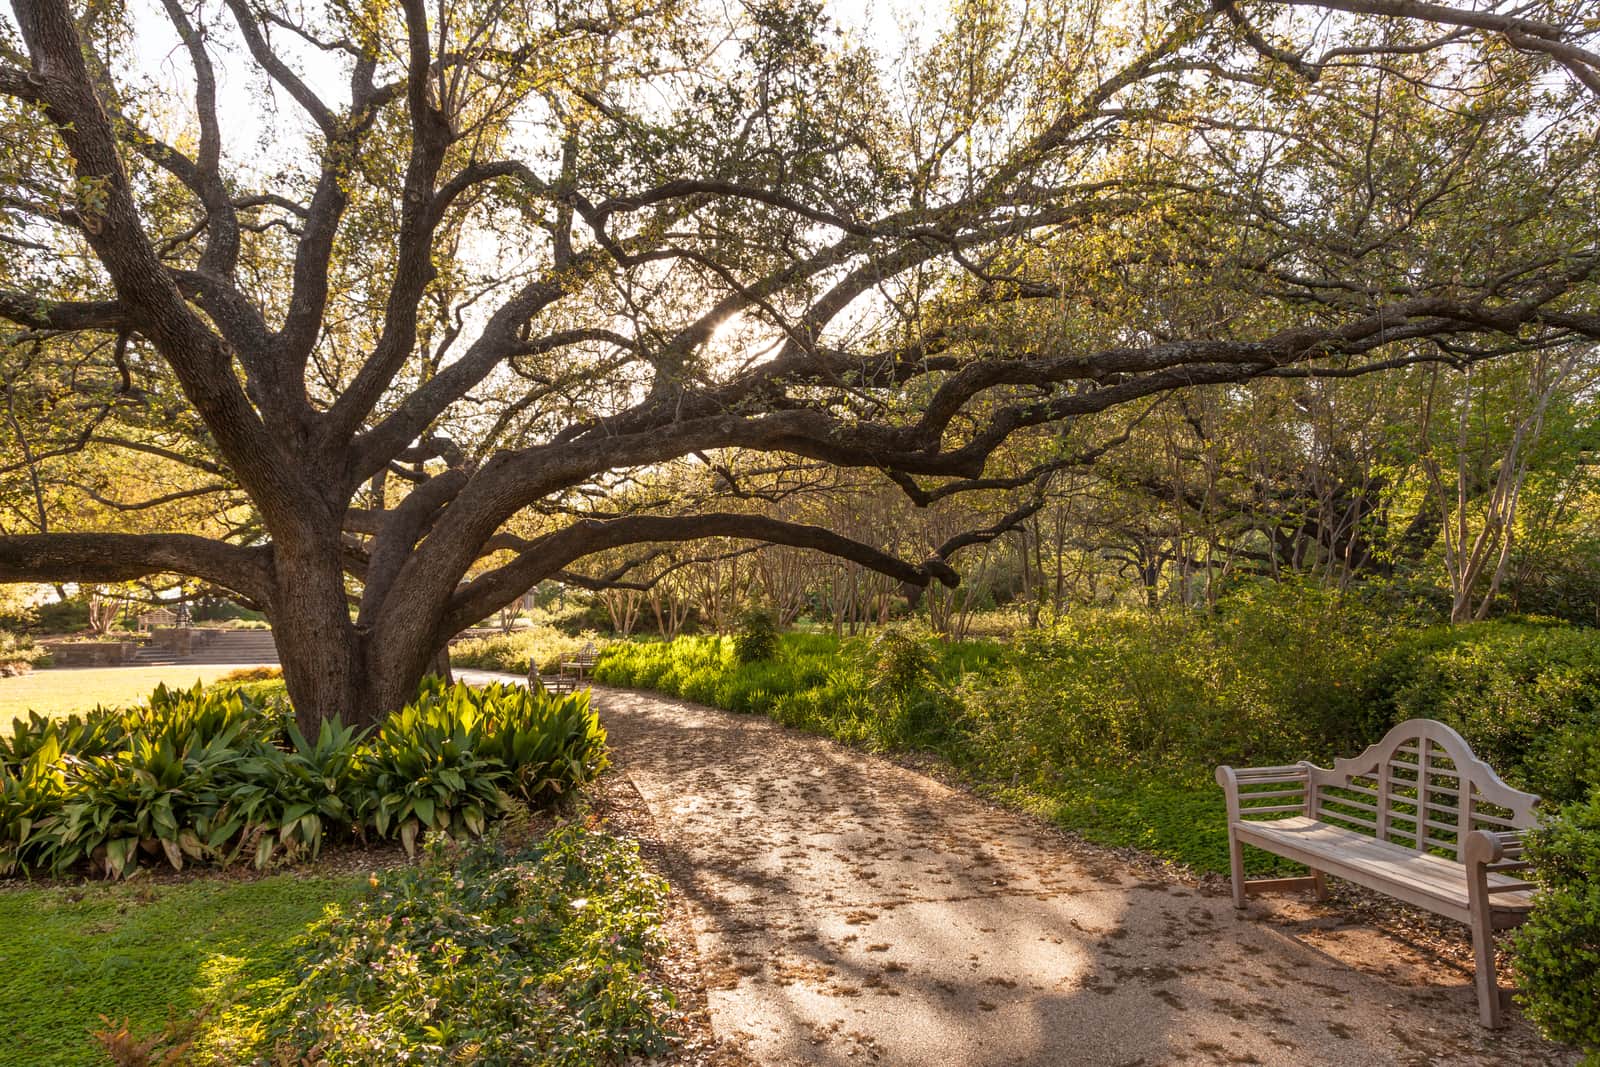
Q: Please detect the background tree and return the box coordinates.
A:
[1,0,1596,723]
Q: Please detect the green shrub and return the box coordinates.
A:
[733,607,780,663]
[222,717,369,867]
[41,716,255,877]
[869,629,936,695]
[31,596,90,634]
[0,630,50,668]
[1514,796,1600,1058]
[1362,622,1600,803]
[955,586,1386,789]
[474,684,608,806]
[264,825,677,1065]
[361,683,517,855]
[217,665,283,683]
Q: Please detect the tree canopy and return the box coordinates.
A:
[1,0,1596,721]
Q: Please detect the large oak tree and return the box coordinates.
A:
[1,0,1596,723]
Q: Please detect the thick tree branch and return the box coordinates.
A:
[441,513,960,636]
[0,533,270,600]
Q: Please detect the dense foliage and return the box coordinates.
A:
[0,679,606,878]
[1514,795,1600,1061]
[262,825,677,1066]
[0,629,48,670]
[1360,622,1600,805]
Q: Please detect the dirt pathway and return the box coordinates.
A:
[466,674,1573,1065]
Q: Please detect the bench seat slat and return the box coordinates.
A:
[1231,817,1535,915]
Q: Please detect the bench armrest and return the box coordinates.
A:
[1215,763,1310,823]
[1464,828,1531,869]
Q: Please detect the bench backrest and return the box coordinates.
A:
[573,641,599,663]
[1307,719,1540,862]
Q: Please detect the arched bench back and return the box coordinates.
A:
[1308,719,1540,861]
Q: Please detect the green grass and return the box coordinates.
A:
[0,872,363,1066]
[0,667,250,726]
[986,776,1237,870]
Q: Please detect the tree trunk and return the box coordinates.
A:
[269,532,386,730]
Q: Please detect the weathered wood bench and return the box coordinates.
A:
[559,641,600,681]
[528,641,600,696]
[1216,719,1541,1028]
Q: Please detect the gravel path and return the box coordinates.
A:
[465,673,1575,1065]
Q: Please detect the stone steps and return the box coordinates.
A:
[130,630,280,666]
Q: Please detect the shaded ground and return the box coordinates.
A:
[0,871,363,1066]
[577,682,1575,1067]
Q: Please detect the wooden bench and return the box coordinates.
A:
[559,641,600,681]
[534,672,580,696]
[138,608,177,631]
[528,641,600,696]
[1216,719,1541,1028]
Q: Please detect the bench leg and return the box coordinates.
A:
[1227,825,1247,909]
[1310,868,1329,902]
[1470,907,1504,1028]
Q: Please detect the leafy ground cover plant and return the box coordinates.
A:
[0,820,674,1066]
[0,679,607,878]
[262,824,677,1066]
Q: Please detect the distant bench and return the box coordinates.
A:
[529,641,600,696]
[1217,719,1540,1028]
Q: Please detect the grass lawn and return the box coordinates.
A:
[0,872,363,1066]
[0,666,251,726]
